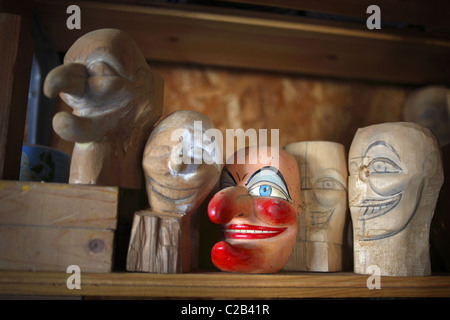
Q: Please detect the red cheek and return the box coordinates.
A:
[254,197,297,226]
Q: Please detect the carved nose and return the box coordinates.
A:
[43,62,88,98]
[207,186,253,224]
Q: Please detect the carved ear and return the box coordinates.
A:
[134,66,149,89]
[422,150,440,177]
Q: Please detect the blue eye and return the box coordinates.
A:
[249,182,289,201]
[259,185,272,196]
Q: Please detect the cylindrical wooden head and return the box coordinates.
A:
[283,141,348,271]
[349,122,444,276]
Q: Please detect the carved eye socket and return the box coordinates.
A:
[87,61,119,77]
[248,182,288,201]
[315,178,345,191]
[368,158,401,174]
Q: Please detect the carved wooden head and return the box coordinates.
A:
[44,28,163,143]
[142,110,222,216]
[208,146,301,273]
[403,86,450,146]
[43,29,163,189]
[349,122,443,241]
[285,141,348,243]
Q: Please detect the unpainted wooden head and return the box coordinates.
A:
[142,110,222,216]
[43,28,163,188]
[284,141,348,243]
[403,86,450,146]
[349,122,443,242]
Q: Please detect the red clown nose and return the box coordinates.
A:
[207,186,253,224]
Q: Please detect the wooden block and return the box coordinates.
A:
[0,226,114,273]
[0,180,118,229]
[0,180,119,272]
[126,210,192,273]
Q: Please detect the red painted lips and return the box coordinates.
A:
[224,224,287,240]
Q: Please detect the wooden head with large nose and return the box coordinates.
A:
[44,28,163,189]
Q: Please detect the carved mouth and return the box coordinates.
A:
[352,193,402,220]
[309,209,334,226]
[149,177,197,202]
[224,224,286,240]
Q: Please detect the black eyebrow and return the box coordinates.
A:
[245,166,291,199]
[364,141,401,161]
[222,167,237,185]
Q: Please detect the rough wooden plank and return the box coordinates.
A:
[0,226,114,272]
[0,180,119,229]
[34,0,450,85]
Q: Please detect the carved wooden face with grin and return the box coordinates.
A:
[349,122,443,241]
[208,146,301,273]
[143,110,222,216]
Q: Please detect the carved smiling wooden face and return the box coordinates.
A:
[348,122,443,241]
[143,110,222,216]
[208,146,301,273]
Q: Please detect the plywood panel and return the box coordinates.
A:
[152,62,408,152]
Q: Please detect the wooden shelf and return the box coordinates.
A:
[34,0,450,85]
[0,270,449,298]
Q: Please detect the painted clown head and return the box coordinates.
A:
[208,145,301,273]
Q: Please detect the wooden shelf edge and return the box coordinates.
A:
[0,270,449,298]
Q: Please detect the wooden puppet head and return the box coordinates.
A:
[283,141,348,272]
[403,86,450,146]
[44,28,163,188]
[208,145,301,273]
[349,122,443,276]
[142,110,222,216]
